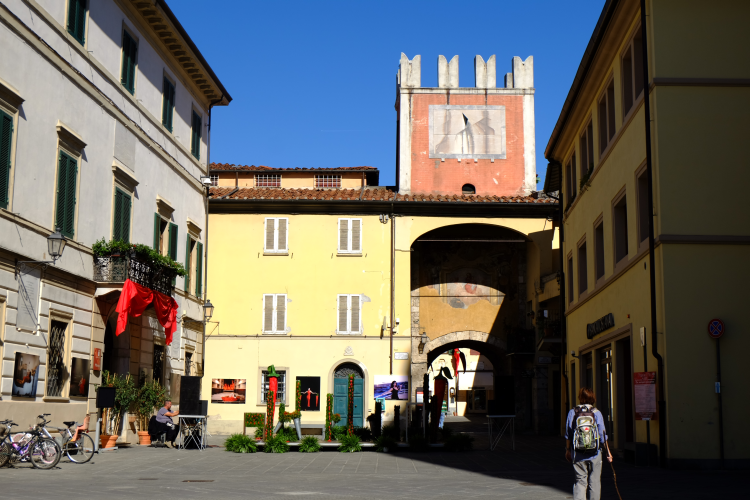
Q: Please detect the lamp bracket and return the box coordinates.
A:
[15,259,57,277]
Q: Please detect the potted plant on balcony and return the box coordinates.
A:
[135,379,167,445]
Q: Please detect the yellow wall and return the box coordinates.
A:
[216,172,365,189]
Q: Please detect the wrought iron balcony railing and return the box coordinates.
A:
[93,254,176,296]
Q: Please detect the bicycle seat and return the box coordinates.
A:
[63,421,76,427]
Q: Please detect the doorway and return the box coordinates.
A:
[615,337,634,448]
[332,363,364,427]
[598,345,614,438]
[103,315,130,375]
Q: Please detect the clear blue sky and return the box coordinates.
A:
[171,0,604,190]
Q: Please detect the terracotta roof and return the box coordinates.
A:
[210,163,378,172]
[209,187,557,204]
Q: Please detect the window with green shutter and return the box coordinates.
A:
[121,31,138,94]
[168,223,178,286]
[112,187,131,243]
[162,77,175,132]
[191,111,201,160]
[195,241,203,298]
[184,234,192,293]
[0,109,13,210]
[66,0,87,45]
[55,151,78,238]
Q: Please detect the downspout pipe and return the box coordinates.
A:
[390,205,396,375]
[639,1,666,468]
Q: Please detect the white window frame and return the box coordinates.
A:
[338,218,362,254]
[260,369,287,404]
[337,294,362,335]
[262,293,287,334]
[264,217,289,254]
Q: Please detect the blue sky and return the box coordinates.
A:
[171,0,604,189]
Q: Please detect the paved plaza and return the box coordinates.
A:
[0,430,742,499]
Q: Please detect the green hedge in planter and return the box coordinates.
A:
[93,238,186,276]
[244,413,265,428]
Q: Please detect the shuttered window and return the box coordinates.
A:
[66,0,87,45]
[112,187,132,243]
[168,222,178,286]
[338,218,362,254]
[191,111,201,160]
[264,217,289,253]
[184,235,193,293]
[162,77,175,132]
[0,109,13,210]
[55,151,78,238]
[262,294,287,334]
[195,242,203,297]
[337,294,362,334]
[120,30,138,94]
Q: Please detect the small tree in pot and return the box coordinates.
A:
[135,379,167,445]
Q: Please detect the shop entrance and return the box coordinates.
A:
[102,314,130,375]
[333,363,363,427]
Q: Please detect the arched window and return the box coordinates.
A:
[462,184,476,195]
[334,362,363,378]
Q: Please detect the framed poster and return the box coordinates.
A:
[12,352,40,398]
[374,375,408,401]
[296,376,320,411]
[211,379,246,404]
[634,372,657,420]
[69,357,90,397]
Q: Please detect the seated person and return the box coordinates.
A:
[155,400,180,447]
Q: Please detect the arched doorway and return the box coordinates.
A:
[332,362,364,427]
[102,314,130,376]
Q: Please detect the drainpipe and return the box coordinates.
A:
[390,204,396,375]
[639,1,666,468]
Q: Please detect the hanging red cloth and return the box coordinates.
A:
[115,279,179,345]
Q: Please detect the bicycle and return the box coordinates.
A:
[38,414,94,464]
[0,417,62,469]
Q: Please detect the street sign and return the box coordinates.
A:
[634,372,657,421]
[708,319,725,339]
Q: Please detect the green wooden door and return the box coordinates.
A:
[333,378,363,428]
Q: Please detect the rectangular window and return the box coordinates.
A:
[46,320,68,397]
[168,222,178,286]
[637,170,650,244]
[622,27,644,116]
[161,77,175,132]
[614,194,628,264]
[567,255,574,304]
[578,240,588,296]
[210,174,219,187]
[55,151,78,238]
[66,0,87,45]
[315,175,341,188]
[184,351,193,376]
[264,217,289,253]
[261,370,286,403]
[255,174,281,187]
[153,344,164,384]
[194,241,203,297]
[337,294,362,334]
[153,214,169,253]
[191,111,201,160]
[579,121,594,183]
[184,235,195,293]
[112,187,132,243]
[120,30,138,94]
[338,218,362,254]
[0,109,14,210]
[594,220,605,281]
[262,294,287,333]
[598,79,616,153]
[565,153,577,205]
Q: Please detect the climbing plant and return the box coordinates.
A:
[325,393,334,441]
[265,390,275,440]
[347,374,355,436]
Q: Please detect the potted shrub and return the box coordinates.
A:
[135,379,167,445]
[98,371,137,448]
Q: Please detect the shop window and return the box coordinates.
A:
[622,26,644,117]
[578,240,588,296]
[46,320,68,397]
[261,369,286,404]
[583,352,593,389]
[637,169,650,245]
[598,79,616,153]
[613,194,629,264]
[594,220,605,281]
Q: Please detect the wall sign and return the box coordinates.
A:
[17,267,41,331]
[634,372,657,421]
[394,352,408,360]
[93,348,102,371]
[586,313,615,339]
[708,318,724,339]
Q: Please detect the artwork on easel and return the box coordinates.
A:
[296,376,320,411]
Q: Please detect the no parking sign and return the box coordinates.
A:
[708,319,725,339]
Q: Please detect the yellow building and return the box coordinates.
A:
[544,0,750,468]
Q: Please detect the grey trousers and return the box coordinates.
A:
[573,452,602,500]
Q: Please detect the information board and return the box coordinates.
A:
[634,371,657,420]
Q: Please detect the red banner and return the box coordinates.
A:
[115,279,179,345]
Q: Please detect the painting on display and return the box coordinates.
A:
[211,379,246,404]
[443,267,502,308]
[69,357,90,397]
[12,352,40,398]
[374,375,408,401]
[296,376,320,411]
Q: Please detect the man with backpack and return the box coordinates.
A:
[565,387,613,500]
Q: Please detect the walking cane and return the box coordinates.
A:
[606,443,623,500]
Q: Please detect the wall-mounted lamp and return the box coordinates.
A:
[16,228,67,276]
[203,299,215,322]
[570,350,580,359]
[417,333,427,354]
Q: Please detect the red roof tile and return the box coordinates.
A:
[209,187,557,204]
[210,163,378,172]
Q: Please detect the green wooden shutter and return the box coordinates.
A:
[184,234,191,292]
[121,31,137,94]
[195,242,203,298]
[168,223,178,286]
[191,111,201,160]
[0,110,13,209]
[113,189,123,241]
[162,77,175,132]
[153,213,161,250]
[113,187,131,243]
[67,0,86,45]
[55,151,77,238]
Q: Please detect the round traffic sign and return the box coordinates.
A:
[708,319,724,339]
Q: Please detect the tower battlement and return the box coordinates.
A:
[398,53,534,90]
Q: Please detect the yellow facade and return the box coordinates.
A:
[545,0,750,468]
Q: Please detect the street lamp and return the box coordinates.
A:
[203,299,214,322]
[16,228,68,276]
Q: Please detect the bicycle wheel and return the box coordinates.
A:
[66,433,95,464]
[30,438,61,469]
[0,442,11,468]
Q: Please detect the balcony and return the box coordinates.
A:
[93,243,182,296]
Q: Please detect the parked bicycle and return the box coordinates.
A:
[39,414,94,464]
[0,416,62,469]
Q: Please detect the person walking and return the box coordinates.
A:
[565,387,613,500]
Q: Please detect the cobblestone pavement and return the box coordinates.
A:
[0,432,743,499]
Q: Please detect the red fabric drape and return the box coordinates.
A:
[115,279,179,345]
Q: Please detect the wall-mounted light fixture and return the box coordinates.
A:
[417,333,428,354]
[203,299,215,323]
[16,228,67,276]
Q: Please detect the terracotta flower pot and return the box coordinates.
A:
[128,415,137,424]
[137,431,151,446]
[100,434,118,449]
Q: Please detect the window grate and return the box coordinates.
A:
[261,370,286,403]
[315,175,341,188]
[256,174,281,187]
[47,321,67,397]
